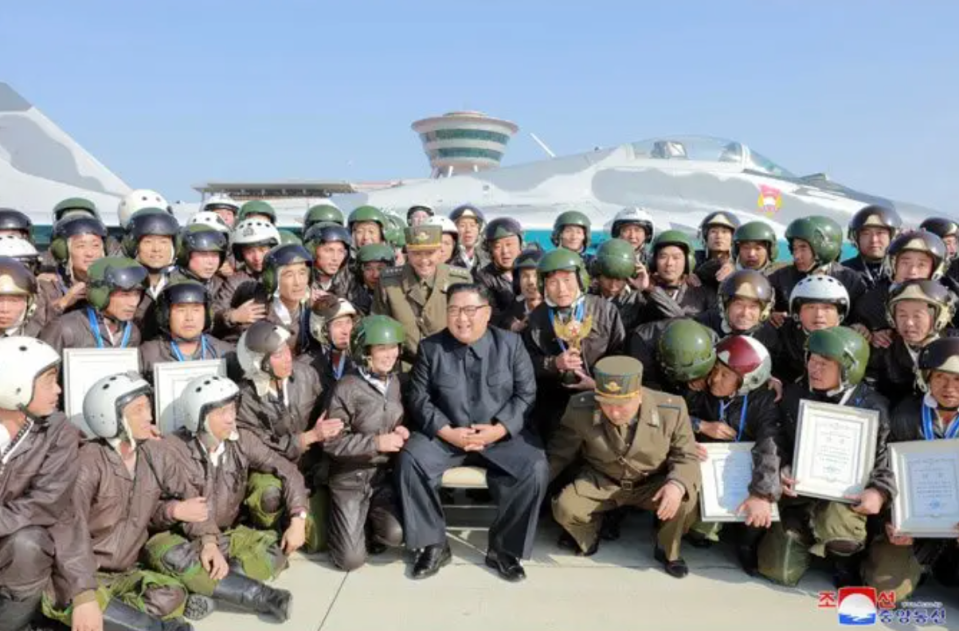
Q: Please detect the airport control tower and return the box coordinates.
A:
[412,111,518,178]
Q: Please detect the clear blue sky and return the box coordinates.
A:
[3,2,958,209]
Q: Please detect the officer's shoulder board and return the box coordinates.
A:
[447,265,473,282]
[380,266,405,282]
[570,391,596,409]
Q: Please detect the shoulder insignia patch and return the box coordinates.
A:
[448,266,473,280]
[380,266,404,280]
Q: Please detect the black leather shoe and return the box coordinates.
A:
[557,531,598,556]
[411,543,451,579]
[654,546,689,579]
[485,549,526,582]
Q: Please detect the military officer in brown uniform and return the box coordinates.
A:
[548,355,701,578]
[373,224,472,364]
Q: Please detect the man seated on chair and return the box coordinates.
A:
[397,283,547,582]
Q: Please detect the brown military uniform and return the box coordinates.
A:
[39,308,142,355]
[148,428,309,542]
[32,276,83,331]
[548,387,701,560]
[373,263,472,363]
[323,372,405,570]
[235,365,324,464]
[0,415,96,605]
[138,335,236,383]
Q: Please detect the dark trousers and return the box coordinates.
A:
[396,431,548,558]
[0,527,54,600]
[329,472,404,572]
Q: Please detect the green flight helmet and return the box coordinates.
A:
[53,197,100,223]
[238,200,277,224]
[657,319,717,383]
[733,221,780,262]
[350,315,406,368]
[594,238,637,280]
[86,257,148,312]
[303,203,345,230]
[383,213,407,248]
[348,205,388,234]
[176,225,228,269]
[356,243,396,266]
[650,230,696,275]
[785,216,843,266]
[551,210,592,250]
[49,214,107,264]
[537,248,589,294]
[261,244,313,296]
[278,230,303,246]
[805,326,869,388]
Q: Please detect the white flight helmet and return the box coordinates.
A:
[610,207,655,241]
[788,275,851,322]
[188,211,232,235]
[202,194,240,215]
[118,189,171,229]
[232,218,281,247]
[82,372,152,441]
[180,374,240,434]
[0,337,61,411]
[425,215,459,236]
[0,235,40,272]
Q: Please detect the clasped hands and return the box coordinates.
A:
[438,423,507,451]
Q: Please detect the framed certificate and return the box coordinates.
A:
[154,360,227,434]
[63,348,140,437]
[699,442,781,522]
[890,440,959,538]
[792,400,879,502]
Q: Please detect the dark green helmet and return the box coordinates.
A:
[123,208,179,260]
[657,319,717,383]
[50,215,107,264]
[238,200,277,223]
[303,203,345,230]
[483,217,524,251]
[156,280,213,338]
[805,326,869,388]
[650,229,696,275]
[356,243,396,266]
[551,210,592,250]
[176,225,228,268]
[594,238,637,279]
[53,197,100,223]
[303,223,351,258]
[383,214,407,248]
[262,244,312,296]
[348,206,388,232]
[512,247,544,293]
[733,221,779,262]
[87,257,148,311]
[350,315,406,367]
[848,205,901,244]
[785,216,843,266]
[537,248,588,293]
[278,230,302,246]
